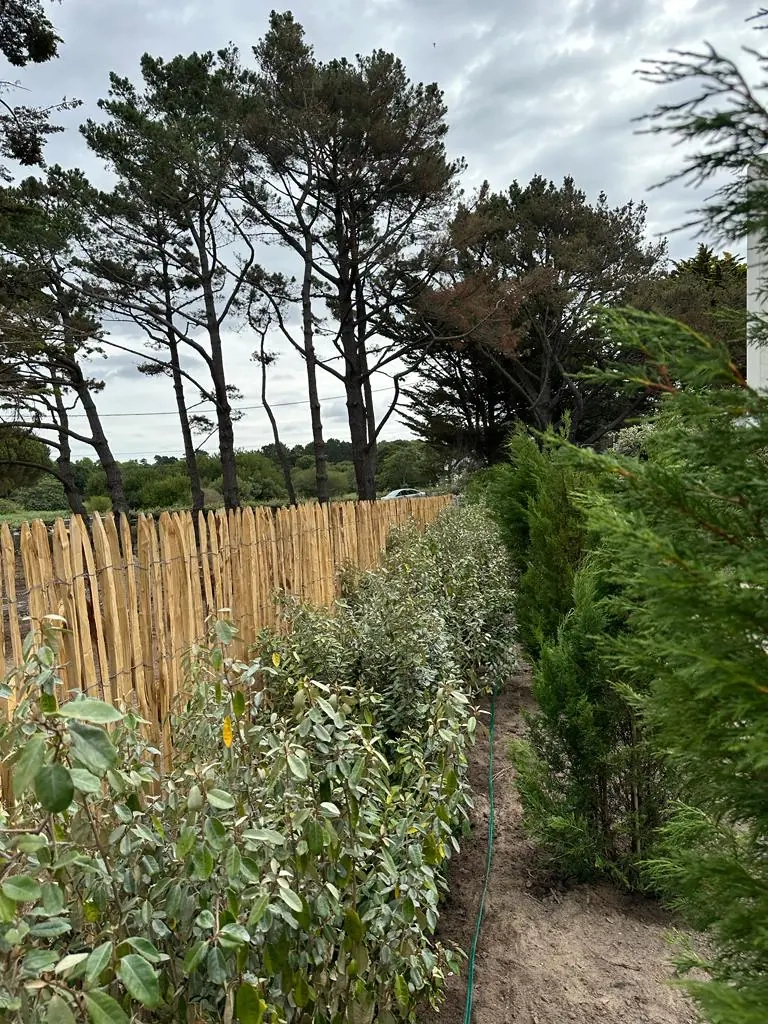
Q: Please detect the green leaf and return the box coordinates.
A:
[85,941,113,983]
[347,987,375,1024]
[14,833,48,854]
[278,886,303,914]
[70,768,102,794]
[319,801,341,818]
[287,751,308,781]
[124,937,167,963]
[46,995,77,1024]
[58,699,124,723]
[305,819,325,854]
[84,991,129,1024]
[394,973,410,1013]
[0,891,16,922]
[206,788,235,810]
[195,909,215,930]
[22,949,58,975]
[41,882,64,916]
[69,722,117,777]
[116,954,160,1009]
[39,692,58,714]
[225,845,242,880]
[29,918,71,937]
[214,619,236,644]
[13,735,46,794]
[233,689,246,718]
[344,907,364,942]
[191,846,214,880]
[1,875,41,903]
[235,984,266,1024]
[175,827,196,859]
[206,945,227,986]
[183,940,208,975]
[246,893,270,928]
[187,784,203,811]
[243,827,285,846]
[34,763,74,813]
[219,922,250,950]
[55,952,90,974]
[293,972,314,1009]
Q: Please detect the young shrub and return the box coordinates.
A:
[512,553,668,886]
[0,626,471,1022]
[484,425,587,662]
[260,503,517,737]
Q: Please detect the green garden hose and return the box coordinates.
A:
[462,684,497,1024]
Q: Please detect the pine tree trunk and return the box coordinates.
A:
[53,389,87,517]
[161,268,205,514]
[259,334,297,506]
[68,365,128,515]
[167,339,205,513]
[197,226,239,509]
[301,231,330,504]
[344,373,376,500]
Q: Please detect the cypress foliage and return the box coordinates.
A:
[513,552,667,886]
[483,425,587,661]
[578,310,768,1022]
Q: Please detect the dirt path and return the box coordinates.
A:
[424,673,698,1024]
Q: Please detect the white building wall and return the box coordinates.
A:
[747,223,768,390]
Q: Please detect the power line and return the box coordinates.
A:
[8,386,396,421]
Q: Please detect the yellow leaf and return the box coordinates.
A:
[222,716,233,749]
[272,652,281,669]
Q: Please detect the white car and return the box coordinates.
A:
[381,487,426,500]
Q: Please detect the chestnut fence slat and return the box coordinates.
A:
[0,497,450,729]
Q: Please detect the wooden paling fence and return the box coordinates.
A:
[0,496,450,731]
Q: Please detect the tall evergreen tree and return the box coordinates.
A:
[0,171,124,514]
[632,245,746,376]
[237,12,462,499]
[0,0,80,180]
[408,176,667,457]
[82,49,258,509]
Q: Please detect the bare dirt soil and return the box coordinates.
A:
[423,672,699,1024]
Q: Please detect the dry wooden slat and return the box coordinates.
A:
[104,515,133,705]
[207,511,224,618]
[197,512,214,627]
[91,514,124,705]
[120,514,146,712]
[173,513,197,669]
[0,524,22,698]
[136,516,158,734]
[147,516,172,758]
[19,522,43,641]
[240,506,258,646]
[184,514,205,643]
[51,518,82,693]
[157,512,181,706]
[69,517,98,693]
[265,508,282,625]
[79,518,110,698]
[217,510,234,617]
[226,510,245,658]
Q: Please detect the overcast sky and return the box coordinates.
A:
[11,0,753,460]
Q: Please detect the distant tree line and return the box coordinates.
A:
[0,437,443,515]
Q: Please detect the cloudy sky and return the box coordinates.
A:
[12,0,753,460]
